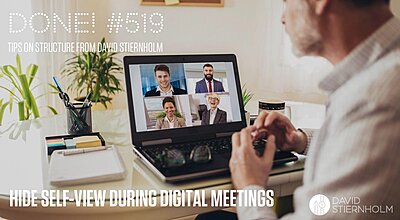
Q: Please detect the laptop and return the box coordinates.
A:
[124,54,297,182]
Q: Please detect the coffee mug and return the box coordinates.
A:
[258,99,291,120]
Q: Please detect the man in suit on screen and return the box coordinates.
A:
[195,64,225,93]
[201,93,227,125]
[145,64,187,97]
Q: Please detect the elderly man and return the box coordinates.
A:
[201,93,227,125]
[230,0,400,219]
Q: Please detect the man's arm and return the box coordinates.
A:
[220,110,227,123]
[173,87,187,95]
[195,81,202,93]
[218,81,225,92]
[235,128,315,220]
[233,104,400,220]
[201,111,208,125]
[297,128,317,155]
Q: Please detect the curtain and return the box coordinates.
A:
[32,0,78,113]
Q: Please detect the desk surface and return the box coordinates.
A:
[0,102,324,219]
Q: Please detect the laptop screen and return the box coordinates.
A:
[126,60,243,133]
[124,55,246,145]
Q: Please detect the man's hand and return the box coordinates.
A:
[229,127,276,189]
[253,111,307,154]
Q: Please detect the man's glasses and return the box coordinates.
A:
[157,145,212,168]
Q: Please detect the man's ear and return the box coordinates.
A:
[311,0,331,15]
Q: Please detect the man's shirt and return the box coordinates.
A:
[156,85,174,96]
[209,108,217,124]
[238,17,400,220]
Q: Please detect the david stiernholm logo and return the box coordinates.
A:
[309,194,331,216]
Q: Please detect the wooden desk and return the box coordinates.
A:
[0,104,324,220]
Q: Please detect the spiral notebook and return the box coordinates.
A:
[49,146,127,186]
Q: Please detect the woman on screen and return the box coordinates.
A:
[155,97,186,129]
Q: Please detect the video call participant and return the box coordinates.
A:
[195,64,225,93]
[201,93,227,125]
[155,97,186,129]
[145,64,187,97]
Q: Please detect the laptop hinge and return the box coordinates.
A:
[142,138,172,146]
[216,132,234,138]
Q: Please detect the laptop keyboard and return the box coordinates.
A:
[141,137,297,166]
[142,137,231,164]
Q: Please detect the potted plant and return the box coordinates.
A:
[61,38,123,109]
[242,86,254,126]
[0,99,9,125]
[0,54,57,124]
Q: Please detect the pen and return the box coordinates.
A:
[52,76,64,94]
[81,92,92,108]
[63,146,111,156]
[79,92,92,116]
[53,76,72,108]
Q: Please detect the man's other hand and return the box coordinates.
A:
[253,111,307,154]
[229,127,276,189]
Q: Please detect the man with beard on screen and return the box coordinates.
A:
[195,64,225,93]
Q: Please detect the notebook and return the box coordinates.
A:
[49,146,127,186]
[123,54,298,182]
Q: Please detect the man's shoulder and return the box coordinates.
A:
[339,51,400,111]
[368,51,400,100]
[217,108,227,114]
[173,87,187,95]
[145,88,158,96]
[202,110,210,116]
[214,79,223,84]
[195,80,204,86]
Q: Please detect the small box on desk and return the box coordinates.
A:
[45,132,105,155]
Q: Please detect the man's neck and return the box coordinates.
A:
[320,7,393,64]
[160,85,172,93]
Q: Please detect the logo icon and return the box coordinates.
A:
[309,194,330,216]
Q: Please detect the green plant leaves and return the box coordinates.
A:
[61,38,123,109]
[17,101,25,121]
[0,54,56,121]
[16,54,22,75]
[26,64,38,86]
[242,86,254,108]
[16,74,40,119]
[2,65,23,95]
[47,105,58,115]
[0,99,9,125]
[17,74,32,109]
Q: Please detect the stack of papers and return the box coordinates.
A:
[49,146,126,186]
